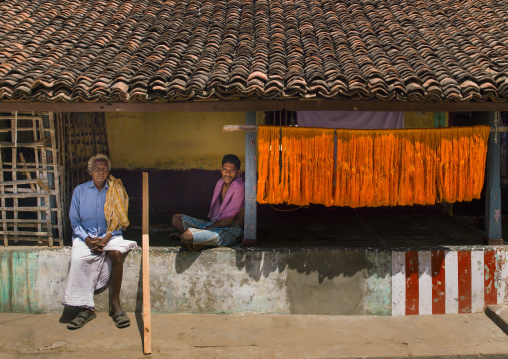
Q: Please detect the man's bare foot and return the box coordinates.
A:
[110,304,121,314]
[169,232,181,240]
[186,244,199,252]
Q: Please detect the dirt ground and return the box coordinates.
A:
[1,312,508,359]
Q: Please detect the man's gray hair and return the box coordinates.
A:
[88,154,111,173]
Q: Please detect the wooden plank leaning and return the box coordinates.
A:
[142,172,152,354]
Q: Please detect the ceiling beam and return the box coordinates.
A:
[0,100,507,113]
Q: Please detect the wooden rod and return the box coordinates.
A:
[491,127,508,132]
[19,153,37,192]
[0,127,40,133]
[0,193,53,199]
[0,167,55,172]
[222,125,258,132]
[1,224,59,230]
[224,124,508,133]
[0,206,51,211]
[0,141,46,148]
[0,116,43,120]
[0,219,53,224]
[142,172,152,355]
[2,188,55,194]
[0,230,50,236]
[0,179,40,186]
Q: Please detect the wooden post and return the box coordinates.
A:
[243,111,257,246]
[485,112,503,245]
[142,172,151,354]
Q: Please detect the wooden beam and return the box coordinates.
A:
[243,112,257,247]
[223,125,258,132]
[0,101,284,113]
[485,112,503,245]
[223,124,508,132]
[1,99,508,113]
[142,172,152,354]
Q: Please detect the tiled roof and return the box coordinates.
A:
[0,0,507,103]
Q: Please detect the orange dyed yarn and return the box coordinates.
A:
[257,125,490,208]
[257,126,280,204]
[257,126,334,206]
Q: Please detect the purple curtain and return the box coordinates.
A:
[297,111,404,129]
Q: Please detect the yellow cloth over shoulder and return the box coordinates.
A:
[104,175,130,233]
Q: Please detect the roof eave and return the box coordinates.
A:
[0,99,506,113]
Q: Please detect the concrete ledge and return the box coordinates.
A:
[2,246,508,316]
[0,246,392,315]
[485,305,508,335]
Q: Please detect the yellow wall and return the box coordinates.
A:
[404,112,448,128]
[107,111,450,169]
[106,111,262,170]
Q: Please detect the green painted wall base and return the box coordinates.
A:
[0,247,391,315]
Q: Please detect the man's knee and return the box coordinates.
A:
[172,214,182,227]
[180,230,194,245]
[107,250,123,265]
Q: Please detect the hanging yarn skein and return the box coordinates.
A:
[257,126,334,206]
[257,125,490,208]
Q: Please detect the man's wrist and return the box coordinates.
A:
[101,234,112,243]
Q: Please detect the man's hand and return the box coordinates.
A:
[204,217,235,230]
[98,233,113,247]
[84,236,95,249]
[85,237,106,254]
[91,242,105,254]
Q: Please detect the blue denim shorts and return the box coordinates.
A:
[182,215,243,247]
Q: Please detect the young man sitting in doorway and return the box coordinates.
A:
[171,154,245,250]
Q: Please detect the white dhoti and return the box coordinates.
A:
[62,235,137,310]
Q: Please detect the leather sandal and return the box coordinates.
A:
[110,310,131,328]
[67,311,96,330]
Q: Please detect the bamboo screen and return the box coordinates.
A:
[0,112,109,246]
[55,112,109,242]
[257,126,490,208]
[0,112,63,246]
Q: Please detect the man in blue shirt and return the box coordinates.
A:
[62,154,136,330]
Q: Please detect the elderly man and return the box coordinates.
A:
[62,154,136,330]
[172,154,245,250]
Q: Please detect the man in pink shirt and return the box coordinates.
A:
[171,154,245,250]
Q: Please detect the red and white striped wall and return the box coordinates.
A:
[392,249,508,316]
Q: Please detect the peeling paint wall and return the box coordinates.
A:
[1,247,391,315]
[0,249,69,313]
[364,250,392,315]
[5,247,505,316]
